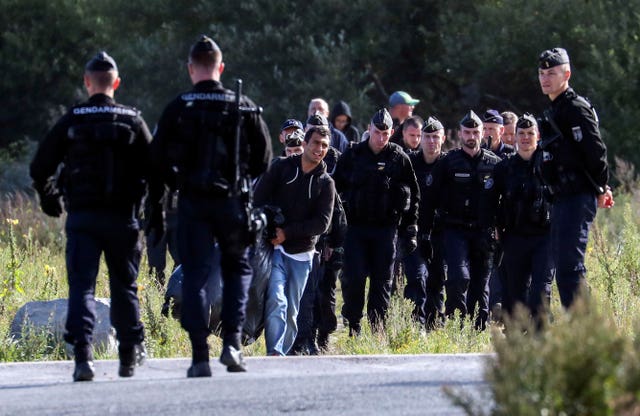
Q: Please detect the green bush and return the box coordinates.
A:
[448,296,640,416]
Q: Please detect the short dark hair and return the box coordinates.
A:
[86,70,117,89]
[402,115,424,131]
[304,126,331,143]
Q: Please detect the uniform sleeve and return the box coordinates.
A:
[284,176,335,241]
[149,101,177,203]
[29,114,70,186]
[253,158,280,206]
[332,147,353,194]
[243,96,273,179]
[566,100,609,189]
[399,153,420,230]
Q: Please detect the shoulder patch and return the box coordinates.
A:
[571,126,583,142]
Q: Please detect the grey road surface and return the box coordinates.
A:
[0,354,492,415]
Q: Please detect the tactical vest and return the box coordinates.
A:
[345,144,410,226]
[501,152,551,234]
[171,92,239,196]
[62,106,144,210]
[441,149,499,229]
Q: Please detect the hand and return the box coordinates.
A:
[327,247,344,271]
[597,187,614,209]
[144,203,165,245]
[270,227,286,246]
[398,225,418,256]
[418,235,433,261]
[323,247,334,263]
[39,194,63,217]
[35,181,63,217]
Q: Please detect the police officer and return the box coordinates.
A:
[408,116,448,329]
[430,110,501,330]
[494,114,554,322]
[537,47,614,309]
[30,51,150,381]
[480,109,514,320]
[481,109,515,159]
[150,35,272,376]
[333,108,419,335]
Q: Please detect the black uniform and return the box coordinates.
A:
[334,127,419,333]
[409,151,447,328]
[538,86,608,308]
[30,89,152,376]
[151,77,272,368]
[494,149,554,319]
[430,147,501,329]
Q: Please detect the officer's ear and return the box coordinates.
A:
[112,77,121,91]
[217,61,225,77]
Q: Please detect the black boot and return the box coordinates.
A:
[118,343,146,377]
[73,344,95,382]
[317,331,330,352]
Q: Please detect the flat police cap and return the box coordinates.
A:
[85,51,118,72]
[422,116,444,133]
[306,114,329,127]
[371,108,393,130]
[285,129,305,147]
[280,118,304,132]
[539,47,570,69]
[459,110,482,128]
[516,113,538,129]
[482,109,503,125]
[190,34,221,56]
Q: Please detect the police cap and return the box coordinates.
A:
[190,34,221,56]
[459,110,482,128]
[538,47,570,69]
[85,51,118,72]
[371,108,393,130]
[306,114,329,127]
[422,116,444,133]
[280,118,304,132]
[516,113,538,129]
[482,109,503,125]
[285,129,305,147]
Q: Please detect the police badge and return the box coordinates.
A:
[571,126,583,142]
[484,177,494,190]
[425,174,433,186]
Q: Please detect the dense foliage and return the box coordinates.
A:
[1,0,639,187]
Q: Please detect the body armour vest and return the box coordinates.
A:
[344,143,410,226]
[499,151,551,234]
[62,103,145,210]
[170,91,239,196]
[440,149,500,229]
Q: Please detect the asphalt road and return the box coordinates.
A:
[0,354,492,415]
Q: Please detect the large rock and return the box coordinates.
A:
[10,298,117,357]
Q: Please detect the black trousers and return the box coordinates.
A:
[64,210,144,349]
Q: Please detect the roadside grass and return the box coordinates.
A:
[1,191,639,370]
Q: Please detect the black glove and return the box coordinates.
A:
[262,205,285,241]
[34,181,63,217]
[328,247,344,271]
[398,225,418,256]
[478,228,497,255]
[418,234,433,261]
[144,203,165,246]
